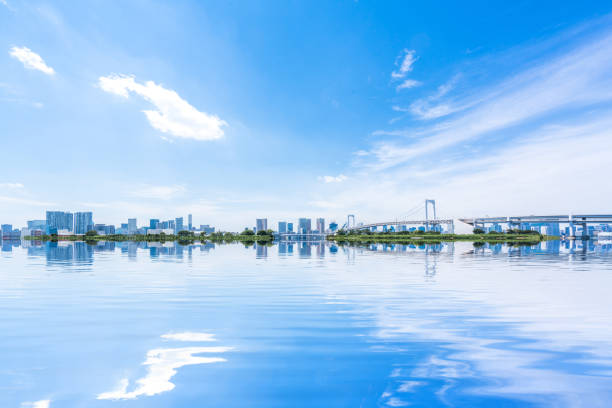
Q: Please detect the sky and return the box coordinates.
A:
[1,0,612,231]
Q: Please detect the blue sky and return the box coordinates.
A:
[1,0,612,230]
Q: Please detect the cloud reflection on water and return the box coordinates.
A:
[97,333,232,400]
[326,243,612,406]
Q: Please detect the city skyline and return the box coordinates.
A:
[2,209,343,237]
[2,2,612,230]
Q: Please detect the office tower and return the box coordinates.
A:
[128,218,137,235]
[278,221,287,233]
[74,212,94,234]
[188,214,193,231]
[27,220,46,230]
[287,223,294,232]
[256,218,268,232]
[200,225,215,234]
[1,224,12,238]
[316,218,325,233]
[149,219,160,229]
[175,217,184,233]
[298,218,311,234]
[46,211,74,232]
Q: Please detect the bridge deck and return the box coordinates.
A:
[350,219,454,230]
[459,214,612,225]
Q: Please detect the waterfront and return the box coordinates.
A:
[2,240,612,407]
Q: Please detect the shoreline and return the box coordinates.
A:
[327,232,553,244]
[24,233,274,244]
[22,232,556,245]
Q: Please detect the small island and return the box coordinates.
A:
[24,229,275,244]
[327,229,552,244]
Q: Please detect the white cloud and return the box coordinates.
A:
[366,30,612,172]
[98,74,227,141]
[97,345,232,400]
[0,195,55,206]
[315,27,612,222]
[308,200,345,209]
[21,401,50,408]
[406,76,460,119]
[0,182,24,189]
[391,49,418,79]
[396,79,421,91]
[129,185,186,200]
[324,116,612,222]
[161,332,216,342]
[9,47,55,75]
[319,174,347,183]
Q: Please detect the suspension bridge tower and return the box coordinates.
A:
[425,199,436,231]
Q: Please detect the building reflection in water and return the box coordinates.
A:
[9,239,612,268]
[1,239,21,252]
[298,242,311,258]
[256,243,268,258]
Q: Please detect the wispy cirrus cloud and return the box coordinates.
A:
[9,46,55,75]
[0,182,24,189]
[98,74,227,141]
[391,49,421,92]
[0,195,56,207]
[318,174,347,183]
[20,400,50,408]
[396,79,421,91]
[366,29,612,172]
[129,184,186,200]
[318,22,612,223]
[391,49,418,79]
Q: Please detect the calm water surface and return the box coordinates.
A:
[1,240,612,407]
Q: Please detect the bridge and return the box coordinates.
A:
[459,214,612,238]
[342,200,455,233]
[348,219,455,233]
[338,199,612,239]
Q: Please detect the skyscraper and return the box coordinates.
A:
[316,218,325,233]
[256,218,268,232]
[128,218,137,235]
[287,222,294,232]
[188,214,193,231]
[150,219,160,229]
[74,212,94,234]
[27,220,46,230]
[298,218,311,234]
[175,217,184,233]
[278,221,287,233]
[46,211,74,232]
[1,224,12,238]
